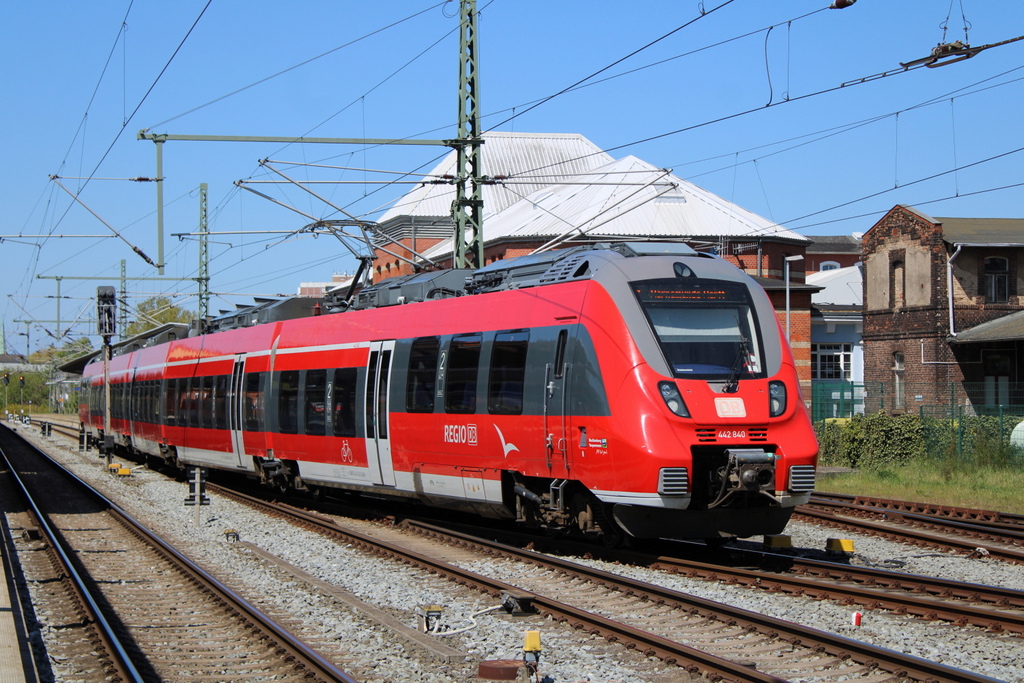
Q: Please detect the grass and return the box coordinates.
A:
[817,458,1024,515]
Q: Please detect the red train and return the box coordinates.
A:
[79,242,818,542]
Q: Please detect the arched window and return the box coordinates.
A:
[819,261,840,272]
[984,257,1008,303]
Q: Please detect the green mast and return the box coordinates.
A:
[451,0,484,270]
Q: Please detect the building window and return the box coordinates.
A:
[811,343,852,380]
[983,257,1008,303]
[819,261,840,272]
[892,351,905,410]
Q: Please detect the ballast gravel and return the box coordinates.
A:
[13,428,1024,682]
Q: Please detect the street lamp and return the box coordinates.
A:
[784,254,804,343]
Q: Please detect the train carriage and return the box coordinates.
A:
[79,242,818,542]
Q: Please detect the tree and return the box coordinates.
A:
[29,337,94,365]
[18,338,96,414]
[123,297,194,337]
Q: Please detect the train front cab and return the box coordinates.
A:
[581,252,818,541]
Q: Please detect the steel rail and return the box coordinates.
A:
[795,505,1024,564]
[0,443,144,683]
[3,427,360,683]
[210,486,785,683]
[812,492,1024,528]
[809,493,1024,536]
[213,485,1004,683]
[411,516,1024,632]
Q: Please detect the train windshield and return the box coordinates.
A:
[632,279,765,380]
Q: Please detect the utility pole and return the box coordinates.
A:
[119,260,128,338]
[155,138,165,274]
[197,183,209,329]
[452,0,484,269]
[55,277,62,339]
[138,0,487,275]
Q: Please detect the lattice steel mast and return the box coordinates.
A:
[451,0,484,269]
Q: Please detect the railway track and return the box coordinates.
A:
[211,483,1006,683]
[21,416,1020,681]
[810,491,1024,533]
[0,424,359,683]
[798,493,1024,563]
[397,518,1024,636]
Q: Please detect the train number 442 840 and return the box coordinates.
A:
[717,430,747,439]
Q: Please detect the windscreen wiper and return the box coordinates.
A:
[723,337,752,394]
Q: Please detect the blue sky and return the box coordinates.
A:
[2,1,1022,354]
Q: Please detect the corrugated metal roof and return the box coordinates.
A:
[419,154,807,259]
[378,132,614,222]
[951,310,1024,343]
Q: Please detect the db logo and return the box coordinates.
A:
[714,397,747,418]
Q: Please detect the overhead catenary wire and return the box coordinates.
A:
[9,2,1024,350]
[46,1,213,240]
[144,2,451,132]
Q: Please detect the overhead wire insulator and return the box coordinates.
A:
[830,0,855,8]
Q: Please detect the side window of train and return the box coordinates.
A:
[488,331,529,415]
[185,378,200,428]
[278,371,300,434]
[445,335,481,414]
[213,375,229,430]
[243,373,263,432]
[200,376,214,428]
[304,369,327,436]
[164,380,177,426]
[406,337,439,412]
[332,368,358,437]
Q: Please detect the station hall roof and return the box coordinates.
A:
[403,137,807,261]
[379,131,615,223]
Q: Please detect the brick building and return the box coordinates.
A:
[862,205,1024,413]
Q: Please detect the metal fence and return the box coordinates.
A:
[812,381,1024,460]
[811,381,1024,422]
[810,382,875,421]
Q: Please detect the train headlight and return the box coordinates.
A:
[768,380,787,417]
[658,381,690,417]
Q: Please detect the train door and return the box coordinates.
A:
[365,341,397,486]
[543,328,573,475]
[227,355,248,468]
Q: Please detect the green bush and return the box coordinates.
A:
[815,412,924,469]
[818,410,1024,471]
[860,412,925,468]
[815,416,865,467]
